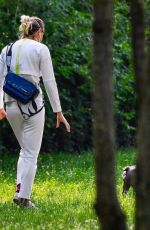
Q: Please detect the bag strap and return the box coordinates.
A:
[17,100,44,120]
[6,39,26,73]
[6,43,14,72]
[15,39,27,74]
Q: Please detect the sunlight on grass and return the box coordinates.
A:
[0,150,136,229]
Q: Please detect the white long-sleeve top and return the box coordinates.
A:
[0,38,62,112]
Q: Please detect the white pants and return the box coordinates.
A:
[6,101,45,199]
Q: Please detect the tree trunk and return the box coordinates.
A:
[93,1,126,229]
[130,0,150,229]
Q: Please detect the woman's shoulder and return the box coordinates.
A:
[35,42,50,57]
[1,44,9,53]
[25,39,50,52]
[36,42,49,51]
[0,44,9,60]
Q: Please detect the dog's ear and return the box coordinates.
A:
[122,166,130,179]
[123,166,130,171]
[122,171,127,179]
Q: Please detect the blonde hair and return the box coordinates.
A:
[19,15,44,38]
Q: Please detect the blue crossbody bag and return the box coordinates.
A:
[3,40,44,120]
[3,42,39,104]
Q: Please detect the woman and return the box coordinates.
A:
[0,15,70,208]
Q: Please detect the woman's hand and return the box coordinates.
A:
[56,112,71,132]
[0,108,8,121]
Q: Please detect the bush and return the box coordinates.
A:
[0,0,92,152]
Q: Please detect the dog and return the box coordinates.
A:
[122,165,136,194]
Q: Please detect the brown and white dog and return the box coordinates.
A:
[122,165,136,194]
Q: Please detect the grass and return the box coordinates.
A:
[117,149,136,230]
[0,149,136,230]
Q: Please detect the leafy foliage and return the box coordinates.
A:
[0,0,92,152]
[113,1,137,147]
[0,0,148,152]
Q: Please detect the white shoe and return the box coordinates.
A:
[13,194,36,208]
[13,192,19,205]
[20,200,36,208]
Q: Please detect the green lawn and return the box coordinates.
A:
[0,149,136,230]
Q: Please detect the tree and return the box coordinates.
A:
[130,0,150,229]
[93,0,126,229]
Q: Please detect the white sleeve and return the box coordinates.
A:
[40,45,62,113]
[0,50,5,108]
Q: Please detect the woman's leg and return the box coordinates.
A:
[6,101,45,199]
[17,107,45,199]
[6,102,23,147]
[6,102,24,186]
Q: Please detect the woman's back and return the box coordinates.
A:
[10,38,48,78]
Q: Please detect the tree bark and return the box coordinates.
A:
[130,1,150,230]
[93,1,126,229]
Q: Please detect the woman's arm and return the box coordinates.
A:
[40,45,62,112]
[40,45,70,132]
[0,49,7,120]
[0,108,7,120]
[56,111,70,132]
[0,51,4,109]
